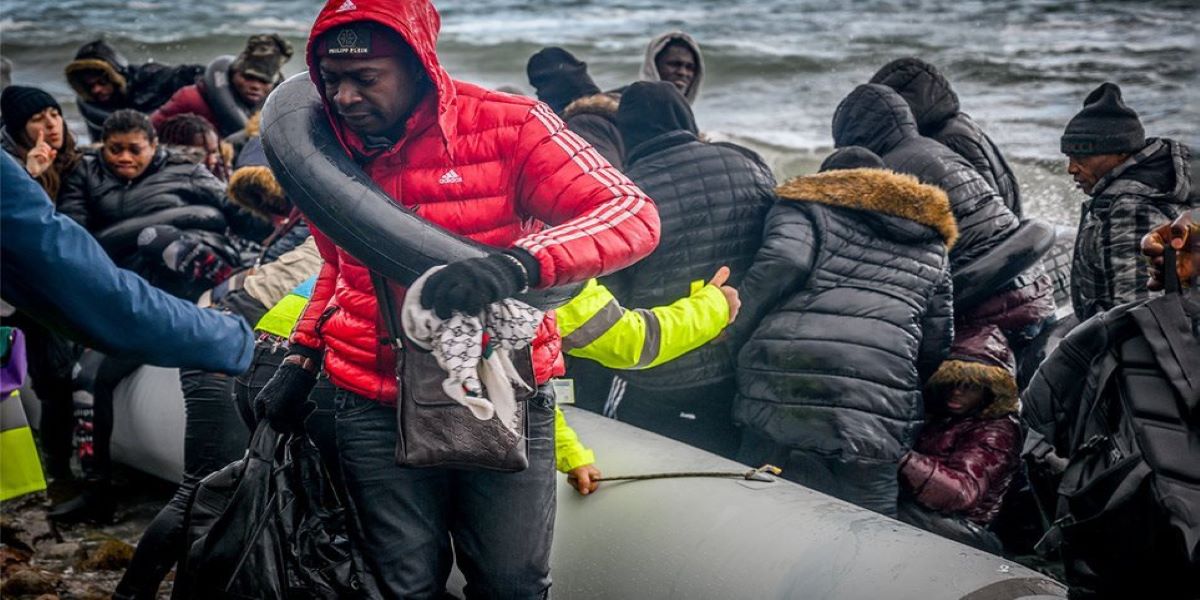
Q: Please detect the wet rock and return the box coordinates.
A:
[0,545,34,571]
[1,565,59,595]
[77,539,135,571]
[38,541,82,562]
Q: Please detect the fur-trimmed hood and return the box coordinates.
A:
[65,40,130,101]
[926,321,1019,419]
[775,168,958,247]
[562,92,619,121]
[228,165,288,220]
[927,359,1019,419]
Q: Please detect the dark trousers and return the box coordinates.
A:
[81,355,142,480]
[115,368,250,599]
[610,377,741,459]
[738,430,901,518]
[333,386,557,599]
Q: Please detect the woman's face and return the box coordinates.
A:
[25,107,64,150]
[102,130,157,181]
[944,383,990,416]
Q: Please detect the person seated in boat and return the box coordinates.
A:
[151,34,293,138]
[1,85,81,202]
[58,109,257,301]
[897,323,1023,553]
[612,31,704,106]
[526,47,624,167]
[729,147,956,517]
[64,39,203,142]
[157,113,231,182]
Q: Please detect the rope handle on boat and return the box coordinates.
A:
[593,464,782,483]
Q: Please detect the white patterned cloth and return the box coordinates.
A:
[401,266,543,431]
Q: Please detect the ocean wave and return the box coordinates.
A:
[0,17,37,31]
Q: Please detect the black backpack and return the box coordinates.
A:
[1046,250,1200,598]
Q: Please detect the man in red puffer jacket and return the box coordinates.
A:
[254,1,659,597]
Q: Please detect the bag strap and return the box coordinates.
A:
[371,271,404,346]
[1129,247,1200,417]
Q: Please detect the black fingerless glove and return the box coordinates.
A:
[255,361,317,434]
[420,248,541,319]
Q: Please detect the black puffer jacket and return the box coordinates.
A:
[871,58,1021,216]
[65,40,202,142]
[833,84,1020,278]
[562,93,624,168]
[608,82,775,389]
[732,168,957,463]
[59,149,230,234]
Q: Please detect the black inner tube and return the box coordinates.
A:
[202,55,249,137]
[259,73,582,310]
[953,219,1056,312]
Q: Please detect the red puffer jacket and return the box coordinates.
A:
[150,84,218,133]
[290,0,660,403]
[899,415,1021,525]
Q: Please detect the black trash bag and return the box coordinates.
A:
[173,422,363,599]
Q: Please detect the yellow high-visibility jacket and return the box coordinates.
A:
[258,275,730,473]
[552,278,730,471]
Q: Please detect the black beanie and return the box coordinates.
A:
[1,85,60,139]
[820,146,886,172]
[526,47,601,115]
[617,81,697,155]
[1061,82,1145,156]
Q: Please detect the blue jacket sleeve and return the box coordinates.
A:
[0,153,253,374]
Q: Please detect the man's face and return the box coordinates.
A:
[232,70,272,106]
[1067,153,1129,195]
[655,43,696,96]
[319,53,423,139]
[80,71,116,103]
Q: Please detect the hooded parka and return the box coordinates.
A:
[731,169,957,503]
[871,58,1022,216]
[832,84,1021,280]
[1071,138,1194,320]
[65,40,203,142]
[607,81,774,390]
[292,0,660,403]
[637,31,704,104]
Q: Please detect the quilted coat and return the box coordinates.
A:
[731,167,957,468]
[58,149,230,237]
[1071,138,1193,320]
[291,0,660,403]
[832,84,1020,277]
[606,82,774,389]
[871,58,1021,216]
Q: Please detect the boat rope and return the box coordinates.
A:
[594,464,782,484]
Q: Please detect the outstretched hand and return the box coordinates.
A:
[708,266,740,324]
[1142,209,1197,290]
[24,130,57,178]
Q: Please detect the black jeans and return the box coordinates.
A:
[334,385,557,599]
[79,354,142,480]
[231,342,341,483]
[610,377,741,460]
[115,368,250,599]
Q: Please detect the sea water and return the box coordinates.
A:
[2,0,1197,224]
